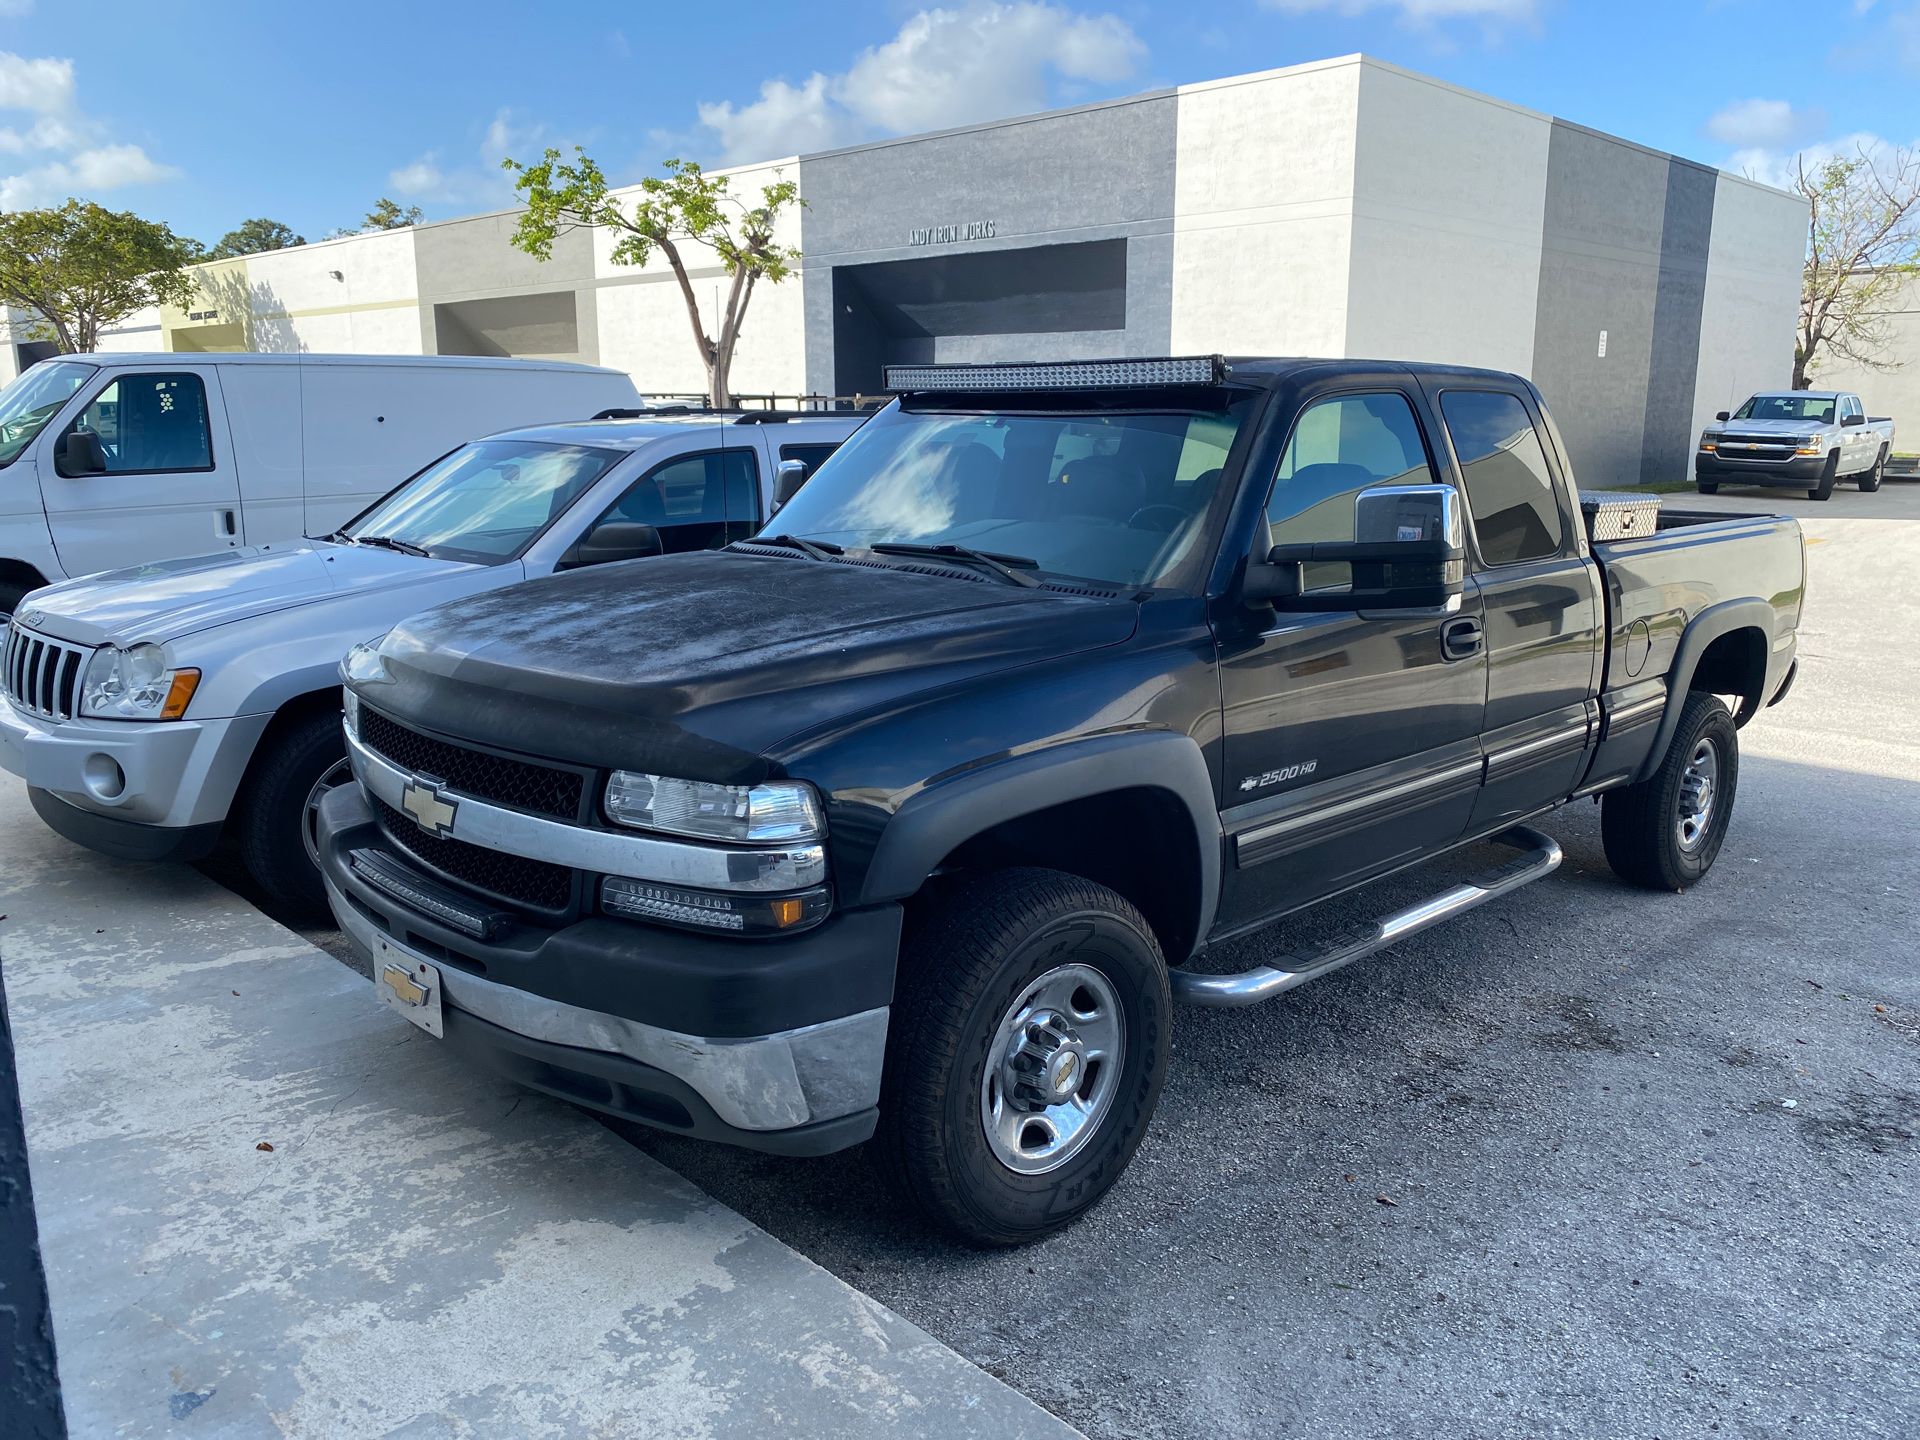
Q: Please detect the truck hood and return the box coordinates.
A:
[19,543,491,648]
[1713,418,1827,437]
[366,550,1139,782]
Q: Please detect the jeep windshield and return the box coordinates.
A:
[337,438,624,564]
[760,394,1258,589]
[0,360,95,469]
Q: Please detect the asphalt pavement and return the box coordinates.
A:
[614,478,1920,1440]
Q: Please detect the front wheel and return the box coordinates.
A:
[1808,451,1839,501]
[1601,692,1739,891]
[1695,482,1719,495]
[876,868,1170,1246]
[0,582,25,625]
[1860,447,1887,492]
[233,709,347,917]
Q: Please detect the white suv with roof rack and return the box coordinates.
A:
[0,409,865,911]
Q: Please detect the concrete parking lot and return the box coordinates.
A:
[614,480,1920,1440]
[20,479,1915,1437]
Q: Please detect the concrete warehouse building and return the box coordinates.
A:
[2,55,1809,489]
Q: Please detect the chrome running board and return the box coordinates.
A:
[1170,825,1563,1008]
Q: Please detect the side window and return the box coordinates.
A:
[599,448,760,555]
[69,373,213,473]
[1439,390,1565,567]
[778,442,840,479]
[1266,392,1438,590]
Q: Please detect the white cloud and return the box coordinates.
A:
[0,50,178,205]
[691,2,1147,165]
[1260,0,1538,22]
[1705,98,1823,149]
[390,107,548,208]
[1727,130,1915,192]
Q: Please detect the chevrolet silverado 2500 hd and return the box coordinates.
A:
[317,356,1804,1245]
[1696,389,1895,499]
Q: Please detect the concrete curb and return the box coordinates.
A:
[0,778,1078,1438]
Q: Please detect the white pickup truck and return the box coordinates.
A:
[0,410,863,911]
[1696,390,1896,500]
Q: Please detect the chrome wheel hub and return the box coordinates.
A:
[1676,738,1717,852]
[981,962,1124,1175]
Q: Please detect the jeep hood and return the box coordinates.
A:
[20,543,494,648]
[365,550,1138,781]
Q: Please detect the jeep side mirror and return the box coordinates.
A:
[1715,410,1730,422]
[560,520,663,570]
[770,458,810,515]
[54,428,107,478]
[1244,484,1466,612]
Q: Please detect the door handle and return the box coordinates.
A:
[217,509,237,540]
[1441,615,1483,661]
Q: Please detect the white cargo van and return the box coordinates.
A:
[0,353,642,615]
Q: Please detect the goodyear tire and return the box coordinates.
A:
[1601,692,1739,892]
[877,868,1170,1246]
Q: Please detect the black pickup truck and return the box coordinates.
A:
[317,356,1805,1245]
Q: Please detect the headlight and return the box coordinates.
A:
[604,771,825,843]
[1795,437,1825,456]
[80,644,199,721]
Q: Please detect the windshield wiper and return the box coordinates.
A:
[868,542,1042,588]
[744,533,844,561]
[354,534,430,557]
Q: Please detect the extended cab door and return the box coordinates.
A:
[1424,383,1602,832]
[1214,383,1488,931]
[38,365,243,577]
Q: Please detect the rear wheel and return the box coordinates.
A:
[1601,692,1738,892]
[1808,451,1839,501]
[1860,446,1887,492]
[233,708,347,917]
[1695,482,1719,495]
[876,868,1170,1246]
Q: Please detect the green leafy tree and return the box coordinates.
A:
[0,200,201,354]
[505,150,800,407]
[1793,145,1920,389]
[208,217,306,258]
[363,197,424,231]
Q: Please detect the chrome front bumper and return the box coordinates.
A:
[328,876,889,1135]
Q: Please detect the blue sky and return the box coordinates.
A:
[2,0,1915,246]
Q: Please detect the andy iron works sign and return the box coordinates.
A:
[909,220,998,246]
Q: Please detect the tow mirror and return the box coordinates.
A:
[560,520,663,570]
[1714,410,1730,422]
[770,458,810,515]
[54,428,107,478]
[1244,484,1466,612]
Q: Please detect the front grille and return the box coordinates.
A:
[1717,435,1799,456]
[358,708,585,819]
[3,623,92,721]
[372,795,575,912]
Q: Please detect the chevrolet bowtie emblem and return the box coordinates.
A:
[399,776,458,837]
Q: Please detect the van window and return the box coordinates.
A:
[600,448,760,554]
[1266,392,1438,590]
[69,373,214,473]
[1439,391,1564,566]
[0,360,94,469]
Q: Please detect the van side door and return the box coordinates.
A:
[38,366,244,577]
[1424,382,1602,832]
[1213,381,1489,932]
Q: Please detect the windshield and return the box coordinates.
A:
[762,396,1257,589]
[0,361,95,469]
[341,438,623,564]
[1735,394,1836,424]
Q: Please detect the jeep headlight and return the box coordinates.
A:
[604,771,825,843]
[81,643,200,721]
[341,634,391,687]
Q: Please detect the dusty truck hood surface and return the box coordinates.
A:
[20,544,490,648]
[368,550,1140,781]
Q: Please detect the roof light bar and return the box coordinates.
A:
[884,356,1226,393]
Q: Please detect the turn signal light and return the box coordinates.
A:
[160,669,200,720]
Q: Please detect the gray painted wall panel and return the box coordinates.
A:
[413,213,600,363]
[1639,161,1717,485]
[797,96,1178,391]
[1530,123,1671,490]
